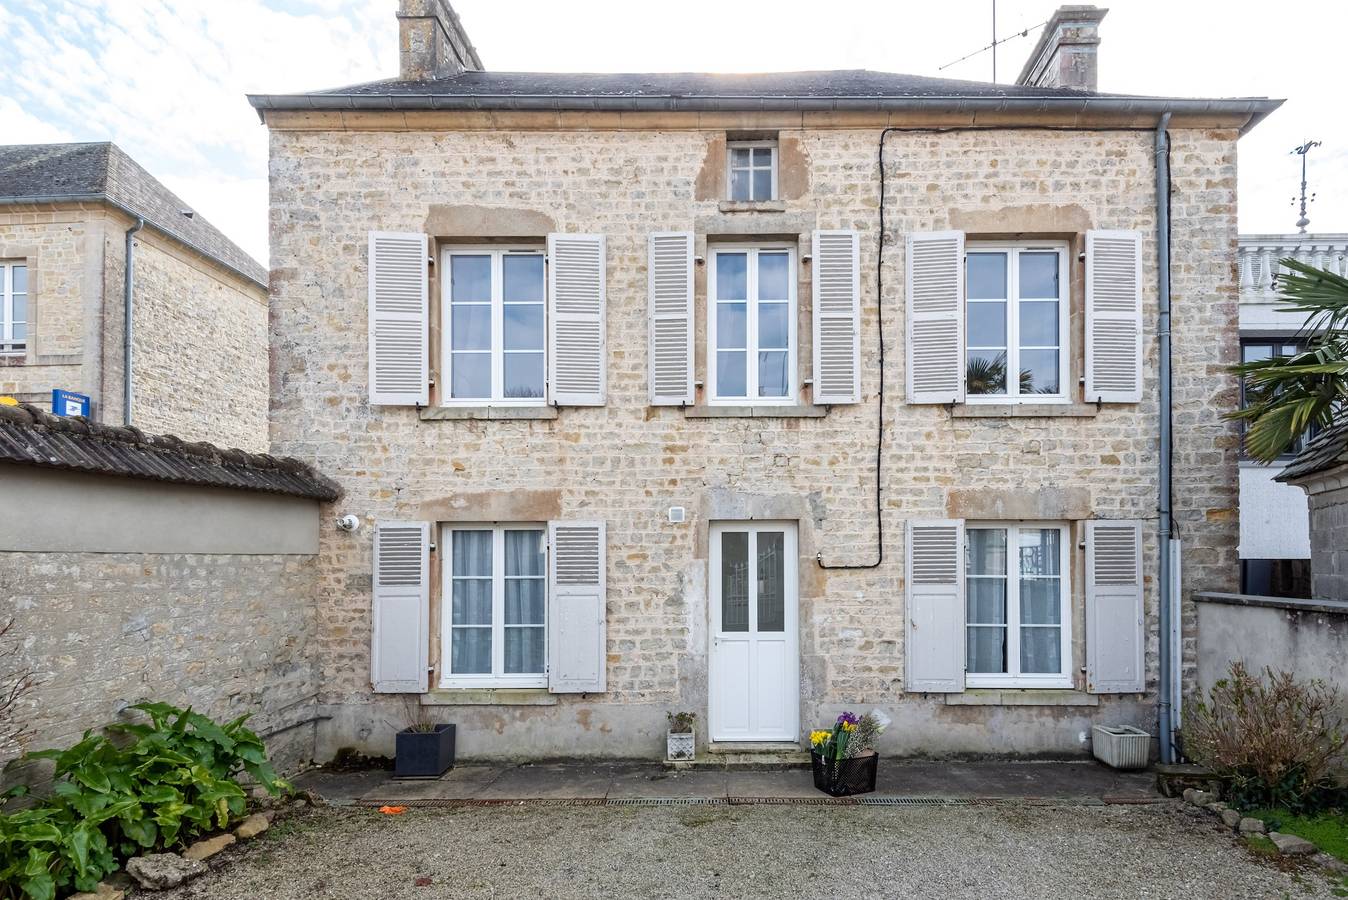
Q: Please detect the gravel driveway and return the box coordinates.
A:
[154,802,1337,899]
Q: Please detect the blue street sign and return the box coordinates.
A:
[51,389,90,418]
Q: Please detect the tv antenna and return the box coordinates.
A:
[938,1,1046,83]
[1291,140,1321,233]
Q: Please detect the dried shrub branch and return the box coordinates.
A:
[0,617,34,761]
[1185,662,1348,811]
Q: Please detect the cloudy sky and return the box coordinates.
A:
[1,0,1343,266]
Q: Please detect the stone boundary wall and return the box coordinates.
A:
[0,467,322,779]
[1192,591,1348,700]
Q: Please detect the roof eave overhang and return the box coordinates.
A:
[246,92,1283,135]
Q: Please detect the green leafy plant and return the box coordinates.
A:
[0,703,286,900]
[666,712,695,734]
[1228,258,1348,462]
[1185,663,1348,813]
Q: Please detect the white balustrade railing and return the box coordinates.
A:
[1239,234,1348,302]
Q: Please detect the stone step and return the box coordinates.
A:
[666,742,811,770]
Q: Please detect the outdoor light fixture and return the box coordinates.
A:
[336,514,361,532]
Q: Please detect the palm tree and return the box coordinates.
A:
[1228,259,1348,463]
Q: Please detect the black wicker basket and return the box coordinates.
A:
[811,749,879,797]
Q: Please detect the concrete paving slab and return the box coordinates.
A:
[297,758,1158,806]
[474,764,617,800]
[872,760,1152,800]
[607,768,729,799]
[359,765,502,802]
[725,769,818,798]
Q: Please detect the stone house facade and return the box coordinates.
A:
[0,143,269,451]
[250,2,1280,760]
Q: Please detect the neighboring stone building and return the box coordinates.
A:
[0,402,339,774]
[1276,420,1348,602]
[1234,234,1347,596]
[248,2,1280,760]
[0,143,269,451]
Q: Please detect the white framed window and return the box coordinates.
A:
[965,243,1069,402]
[708,245,797,405]
[1,262,27,356]
[441,524,547,688]
[965,522,1072,689]
[442,246,546,405]
[727,141,777,202]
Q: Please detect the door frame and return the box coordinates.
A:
[707,519,800,742]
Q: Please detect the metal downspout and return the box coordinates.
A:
[1155,112,1175,764]
[123,217,144,427]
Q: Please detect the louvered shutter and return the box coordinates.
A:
[1085,230,1144,402]
[812,230,861,404]
[367,232,428,406]
[547,520,607,693]
[372,521,430,693]
[905,231,965,404]
[1086,520,1145,693]
[905,519,965,693]
[548,234,606,406]
[648,232,694,405]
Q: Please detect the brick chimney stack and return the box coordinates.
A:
[1015,6,1107,92]
[397,0,482,81]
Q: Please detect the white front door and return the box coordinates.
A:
[709,521,799,742]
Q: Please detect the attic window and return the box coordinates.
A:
[727,141,777,202]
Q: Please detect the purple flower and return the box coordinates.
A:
[837,712,859,726]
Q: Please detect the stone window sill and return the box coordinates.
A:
[951,402,1099,419]
[420,689,557,706]
[717,200,787,213]
[682,404,827,419]
[0,354,28,367]
[945,689,1098,707]
[420,406,558,421]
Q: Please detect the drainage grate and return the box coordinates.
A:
[606,797,726,806]
[857,797,957,807]
[728,796,856,806]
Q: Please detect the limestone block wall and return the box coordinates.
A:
[0,204,101,408]
[124,230,269,452]
[0,468,323,777]
[266,119,1241,760]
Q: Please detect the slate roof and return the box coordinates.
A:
[247,69,1281,133]
[0,143,267,288]
[1277,419,1348,483]
[0,402,340,503]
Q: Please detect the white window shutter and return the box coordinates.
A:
[905,519,965,693]
[371,521,430,693]
[648,232,694,405]
[367,232,428,406]
[812,229,861,404]
[1085,230,1144,402]
[1086,520,1145,693]
[905,231,965,404]
[548,234,606,406]
[547,520,607,693]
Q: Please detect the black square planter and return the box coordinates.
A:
[395,724,456,778]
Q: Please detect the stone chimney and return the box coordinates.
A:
[398,0,482,81]
[1015,5,1107,91]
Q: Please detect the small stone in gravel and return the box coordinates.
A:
[1268,832,1316,856]
[1315,852,1348,874]
[126,854,207,890]
[1238,817,1266,834]
[1221,809,1242,828]
[183,834,236,862]
[235,814,271,839]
